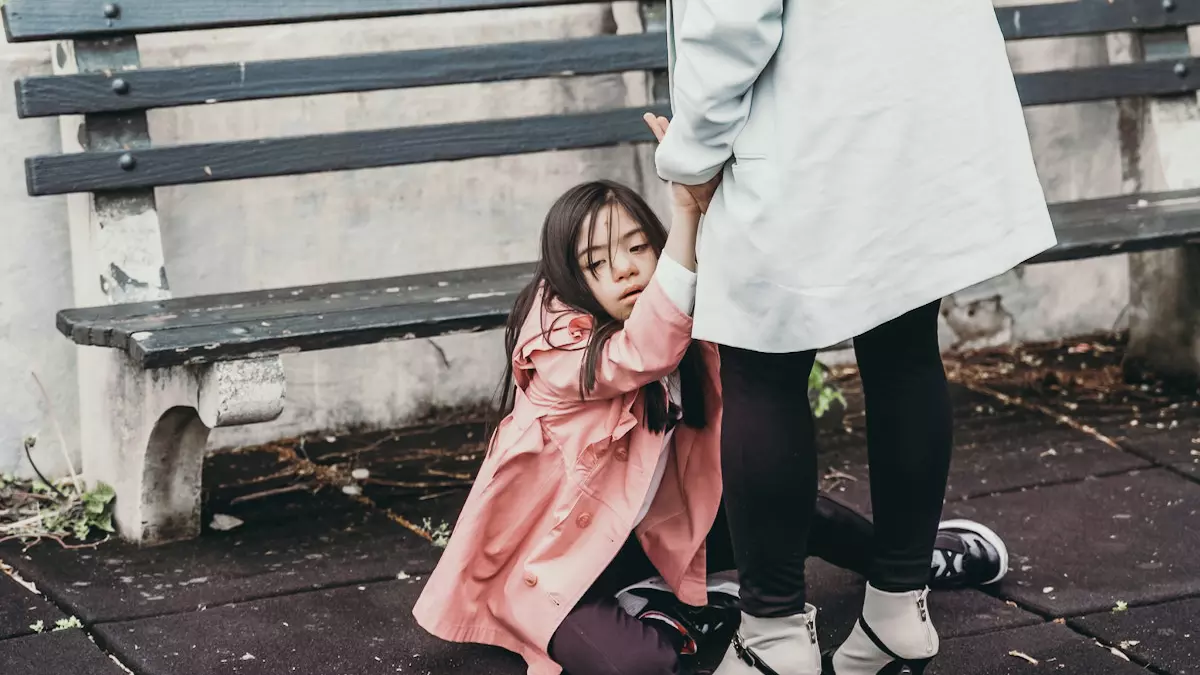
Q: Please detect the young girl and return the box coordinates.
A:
[412,118,1008,675]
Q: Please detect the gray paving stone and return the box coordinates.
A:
[0,572,64,640]
[969,340,1200,480]
[1069,396,1200,480]
[94,576,525,675]
[92,560,1041,675]
[818,384,1148,515]
[1070,596,1200,674]
[0,488,441,625]
[944,469,1200,617]
[928,622,1153,674]
[0,628,129,675]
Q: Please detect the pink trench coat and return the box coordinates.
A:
[412,276,724,675]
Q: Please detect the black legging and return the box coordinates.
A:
[720,301,953,617]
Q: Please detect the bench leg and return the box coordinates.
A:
[1127,247,1200,384]
[1119,30,1200,383]
[78,349,285,546]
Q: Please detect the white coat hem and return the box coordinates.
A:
[691,228,1058,354]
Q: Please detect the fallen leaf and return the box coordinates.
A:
[210,514,244,531]
[1113,600,1128,612]
[1118,640,1140,649]
[1043,586,1055,594]
[1109,647,1130,662]
[1009,650,1039,665]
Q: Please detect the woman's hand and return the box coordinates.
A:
[643,113,722,215]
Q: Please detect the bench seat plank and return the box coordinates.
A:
[1033,188,1200,264]
[55,189,1200,369]
[58,263,537,368]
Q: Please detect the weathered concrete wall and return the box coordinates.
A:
[0,40,81,480]
[936,10,1130,353]
[0,3,1142,477]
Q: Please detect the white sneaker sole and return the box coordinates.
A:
[939,519,1009,585]
[615,573,741,617]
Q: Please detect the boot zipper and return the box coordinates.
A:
[805,614,821,671]
[916,594,935,654]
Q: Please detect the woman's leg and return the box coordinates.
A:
[719,346,818,617]
[853,301,953,591]
[831,301,951,674]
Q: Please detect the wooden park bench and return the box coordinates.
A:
[3,0,1200,545]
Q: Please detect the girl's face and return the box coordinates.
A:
[576,204,658,321]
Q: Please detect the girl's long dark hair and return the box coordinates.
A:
[494,180,708,436]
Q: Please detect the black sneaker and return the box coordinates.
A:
[616,572,740,670]
[930,519,1009,590]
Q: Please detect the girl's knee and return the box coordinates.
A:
[554,641,680,675]
[550,603,682,675]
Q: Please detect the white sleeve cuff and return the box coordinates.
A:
[655,253,698,316]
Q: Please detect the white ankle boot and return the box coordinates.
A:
[712,605,823,675]
[829,585,939,675]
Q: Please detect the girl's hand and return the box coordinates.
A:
[643,113,722,215]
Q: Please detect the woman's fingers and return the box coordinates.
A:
[654,115,670,138]
[642,113,662,141]
[642,112,669,142]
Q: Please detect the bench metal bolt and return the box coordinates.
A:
[1176,62,1190,78]
[118,153,136,171]
[111,78,130,95]
[103,3,121,19]
[1163,0,1176,11]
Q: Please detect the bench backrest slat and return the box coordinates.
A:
[1020,56,1199,106]
[6,0,1199,43]
[15,33,664,118]
[24,105,672,196]
[2,0,603,43]
[995,0,1200,41]
[24,52,1200,196]
[16,39,1200,120]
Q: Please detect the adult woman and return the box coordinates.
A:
[652,1,1057,673]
